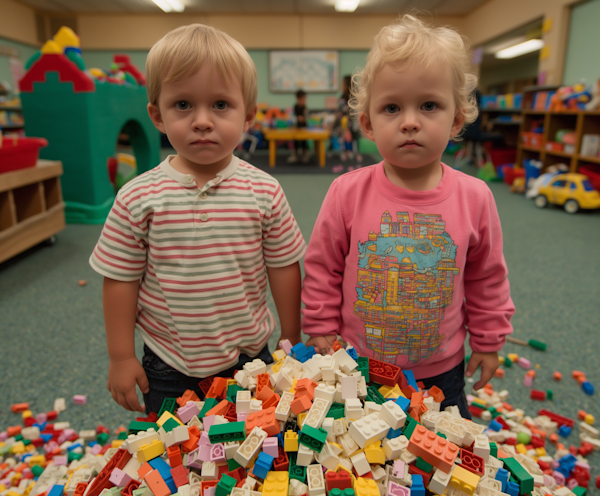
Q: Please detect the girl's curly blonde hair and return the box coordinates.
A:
[349,14,478,139]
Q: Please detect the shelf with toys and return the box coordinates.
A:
[516,82,600,180]
[0,83,24,136]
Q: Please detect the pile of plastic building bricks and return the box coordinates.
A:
[1,340,598,496]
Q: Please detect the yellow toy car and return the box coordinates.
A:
[535,172,600,214]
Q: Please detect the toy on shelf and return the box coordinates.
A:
[548,81,592,112]
[525,163,569,199]
[534,172,600,214]
[585,77,600,111]
[19,26,159,224]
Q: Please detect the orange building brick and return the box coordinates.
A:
[245,406,280,437]
[407,425,459,473]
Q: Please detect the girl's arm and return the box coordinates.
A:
[103,277,149,412]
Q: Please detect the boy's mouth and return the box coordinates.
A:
[192,139,216,145]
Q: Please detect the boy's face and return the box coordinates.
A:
[297,95,306,106]
[359,62,464,173]
[148,63,256,172]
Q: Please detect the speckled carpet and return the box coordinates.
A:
[1,155,599,486]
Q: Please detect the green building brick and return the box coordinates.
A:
[227,458,241,471]
[366,386,385,405]
[572,487,586,496]
[199,398,219,419]
[158,398,178,418]
[117,431,128,440]
[209,422,246,443]
[128,421,159,435]
[226,384,244,402]
[215,474,236,496]
[68,451,83,462]
[31,465,44,477]
[299,425,327,452]
[329,490,356,496]
[503,457,534,494]
[289,464,307,483]
[357,357,370,383]
[489,442,498,458]
[415,457,433,473]
[504,357,512,368]
[161,417,180,433]
[402,416,421,440]
[96,432,110,445]
[326,403,345,419]
[546,389,553,400]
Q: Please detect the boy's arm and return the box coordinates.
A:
[103,277,149,412]
[464,189,515,389]
[267,262,302,345]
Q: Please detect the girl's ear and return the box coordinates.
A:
[450,109,466,138]
[147,103,166,134]
[359,112,375,141]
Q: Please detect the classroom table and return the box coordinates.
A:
[262,128,331,167]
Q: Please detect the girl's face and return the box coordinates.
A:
[359,62,464,173]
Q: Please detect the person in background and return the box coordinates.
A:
[289,89,309,163]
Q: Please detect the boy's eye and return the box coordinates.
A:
[214,101,229,110]
[176,101,190,110]
[422,102,437,111]
[384,104,399,113]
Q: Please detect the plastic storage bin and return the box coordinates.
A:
[0,137,48,173]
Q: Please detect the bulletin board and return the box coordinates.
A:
[269,50,339,93]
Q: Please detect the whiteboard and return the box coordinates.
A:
[269,50,339,93]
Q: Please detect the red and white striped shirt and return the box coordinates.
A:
[90,155,306,377]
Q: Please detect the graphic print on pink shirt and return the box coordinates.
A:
[354,210,459,364]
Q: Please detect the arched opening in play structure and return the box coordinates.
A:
[108,119,153,193]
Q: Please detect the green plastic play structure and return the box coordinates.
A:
[19,29,160,224]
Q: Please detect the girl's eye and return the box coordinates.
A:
[176,101,190,110]
[384,104,399,113]
[422,102,437,111]
[214,101,229,110]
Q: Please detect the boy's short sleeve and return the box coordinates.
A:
[89,191,148,281]
[262,184,306,268]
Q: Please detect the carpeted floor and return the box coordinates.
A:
[1,154,599,487]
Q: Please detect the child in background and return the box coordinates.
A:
[301,15,514,418]
[90,24,306,414]
[288,89,309,163]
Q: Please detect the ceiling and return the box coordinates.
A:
[16,0,489,16]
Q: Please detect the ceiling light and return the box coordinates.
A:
[335,0,360,12]
[495,39,544,59]
[151,0,184,13]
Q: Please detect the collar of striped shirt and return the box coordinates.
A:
[159,154,240,186]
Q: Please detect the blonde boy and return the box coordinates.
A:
[90,24,306,413]
[302,15,514,418]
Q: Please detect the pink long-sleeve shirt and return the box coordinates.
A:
[302,162,514,379]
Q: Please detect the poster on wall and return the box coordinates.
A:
[269,50,339,93]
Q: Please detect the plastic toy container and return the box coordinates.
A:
[0,137,48,174]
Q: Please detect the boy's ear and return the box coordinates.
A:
[147,103,166,134]
[243,104,258,132]
[359,112,375,141]
[450,109,466,138]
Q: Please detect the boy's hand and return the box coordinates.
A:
[305,335,338,355]
[465,351,499,390]
[107,357,149,412]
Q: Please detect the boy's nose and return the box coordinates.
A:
[192,108,213,130]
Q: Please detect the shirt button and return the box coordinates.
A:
[185,176,194,184]
[200,213,209,222]
[199,192,208,200]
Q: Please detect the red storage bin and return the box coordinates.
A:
[579,164,600,192]
[0,137,49,174]
[503,166,525,186]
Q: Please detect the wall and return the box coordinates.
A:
[462,0,575,85]
[0,0,37,46]
[0,37,38,92]
[562,0,600,86]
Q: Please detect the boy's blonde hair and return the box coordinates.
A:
[350,14,478,132]
[146,24,257,114]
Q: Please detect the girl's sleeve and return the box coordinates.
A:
[463,188,515,352]
[301,179,350,337]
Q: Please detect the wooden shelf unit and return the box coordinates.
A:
[0,160,65,264]
[516,110,600,173]
[480,108,522,148]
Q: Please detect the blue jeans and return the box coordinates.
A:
[419,360,472,420]
[141,344,274,415]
